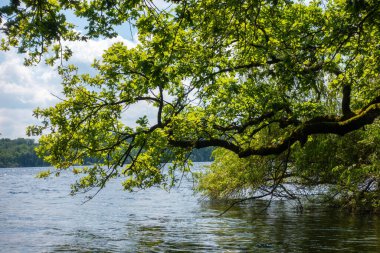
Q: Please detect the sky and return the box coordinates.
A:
[0,36,135,139]
[0,1,173,139]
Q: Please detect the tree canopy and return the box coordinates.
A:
[1,0,379,209]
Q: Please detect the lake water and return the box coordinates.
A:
[1,163,379,252]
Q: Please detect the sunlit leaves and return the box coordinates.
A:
[2,1,380,204]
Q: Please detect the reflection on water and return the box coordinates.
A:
[203,200,380,252]
[0,164,379,252]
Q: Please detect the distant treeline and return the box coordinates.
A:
[0,138,213,168]
[0,138,48,168]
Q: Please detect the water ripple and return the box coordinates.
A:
[0,165,379,252]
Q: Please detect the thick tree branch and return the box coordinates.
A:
[169,97,380,157]
[342,84,353,118]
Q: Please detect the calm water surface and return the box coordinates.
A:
[1,163,379,252]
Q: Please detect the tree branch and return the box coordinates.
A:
[342,84,353,118]
[211,57,282,77]
[169,97,380,157]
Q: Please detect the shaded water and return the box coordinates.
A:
[0,163,379,252]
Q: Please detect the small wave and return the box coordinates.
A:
[8,191,29,194]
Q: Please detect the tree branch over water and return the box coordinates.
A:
[1,0,380,209]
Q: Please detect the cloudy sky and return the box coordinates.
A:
[0,1,174,140]
[0,35,150,139]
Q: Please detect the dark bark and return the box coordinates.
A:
[169,96,380,158]
[342,85,354,118]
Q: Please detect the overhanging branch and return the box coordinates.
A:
[240,101,380,157]
[169,97,380,158]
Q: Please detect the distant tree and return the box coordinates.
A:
[0,138,48,167]
[1,1,379,209]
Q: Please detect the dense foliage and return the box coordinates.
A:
[1,0,379,209]
[197,120,380,211]
[0,138,48,167]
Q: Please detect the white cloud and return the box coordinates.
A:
[121,101,158,127]
[0,108,39,139]
[0,35,139,139]
[0,53,60,108]
[66,35,137,64]
[0,50,61,138]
